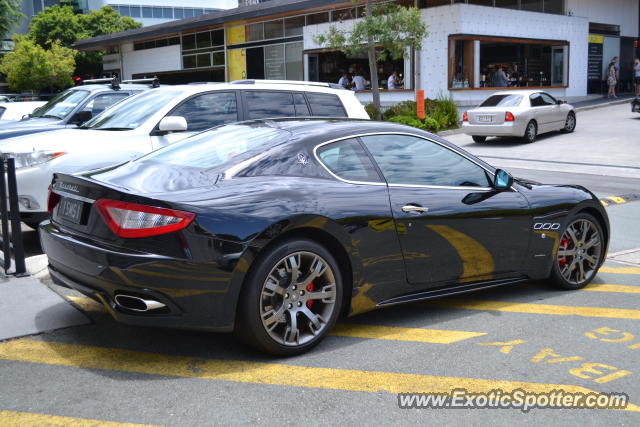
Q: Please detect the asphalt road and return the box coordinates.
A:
[2,103,640,426]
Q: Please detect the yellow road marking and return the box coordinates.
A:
[605,196,627,204]
[584,284,640,294]
[599,266,640,275]
[0,339,637,412]
[0,410,157,427]
[330,323,486,344]
[424,299,640,320]
[66,296,484,344]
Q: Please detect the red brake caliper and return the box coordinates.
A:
[559,236,570,268]
[306,281,314,309]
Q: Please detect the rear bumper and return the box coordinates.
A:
[462,121,526,137]
[39,221,238,332]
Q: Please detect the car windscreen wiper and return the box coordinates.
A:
[31,114,62,119]
[94,127,134,131]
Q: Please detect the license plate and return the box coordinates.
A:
[57,197,84,224]
[478,115,493,123]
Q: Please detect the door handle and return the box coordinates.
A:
[402,205,429,213]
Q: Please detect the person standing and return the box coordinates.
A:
[338,73,351,89]
[387,71,399,89]
[352,72,366,91]
[607,61,618,98]
[634,58,640,96]
[493,66,509,87]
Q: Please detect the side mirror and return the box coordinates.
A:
[493,169,513,190]
[70,110,92,125]
[556,99,565,105]
[158,116,188,132]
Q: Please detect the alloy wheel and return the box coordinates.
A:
[525,122,536,142]
[556,218,602,286]
[564,113,576,132]
[259,251,337,346]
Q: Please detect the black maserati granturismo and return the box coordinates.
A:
[40,118,609,355]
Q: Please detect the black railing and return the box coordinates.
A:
[0,156,27,276]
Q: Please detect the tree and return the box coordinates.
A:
[28,5,141,76]
[0,0,23,39]
[313,1,427,119]
[0,36,76,92]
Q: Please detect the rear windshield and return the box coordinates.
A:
[139,124,291,170]
[480,95,523,107]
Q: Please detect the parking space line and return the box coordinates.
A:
[0,409,157,427]
[0,339,637,411]
[424,299,640,320]
[65,296,486,344]
[599,266,640,275]
[583,284,640,294]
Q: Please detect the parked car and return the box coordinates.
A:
[462,90,576,143]
[0,101,47,121]
[0,80,369,228]
[632,97,640,113]
[0,78,159,140]
[40,118,608,355]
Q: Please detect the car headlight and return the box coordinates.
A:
[5,150,66,169]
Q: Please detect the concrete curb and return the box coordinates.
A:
[574,97,633,112]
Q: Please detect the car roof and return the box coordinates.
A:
[69,84,156,93]
[488,89,548,96]
[148,82,351,95]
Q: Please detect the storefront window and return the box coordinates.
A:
[333,8,356,21]
[265,45,285,79]
[247,23,264,41]
[494,0,519,9]
[307,12,329,25]
[285,16,304,36]
[264,19,284,39]
[285,42,303,81]
[468,0,493,5]
[543,0,564,14]
[520,0,543,12]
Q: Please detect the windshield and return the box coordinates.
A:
[30,89,89,119]
[480,95,523,107]
[83,89,184,130]
[140,124,291,169]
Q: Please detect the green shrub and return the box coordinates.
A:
[388,114,441,133]
[382,100,417,120]
[364,103,379,119]
[378,95,459,131]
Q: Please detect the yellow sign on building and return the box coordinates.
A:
[226,23,247,81]
[588,34,604,44]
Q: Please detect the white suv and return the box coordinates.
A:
[0,80,369,227]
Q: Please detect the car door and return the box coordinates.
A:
[539,92,565,130]
[150,91,240,150]
[529,92,556,133]
[359,133,532,288]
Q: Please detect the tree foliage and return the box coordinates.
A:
[313,1,428,119]
[0,36,76,91]
[0,0,23,38]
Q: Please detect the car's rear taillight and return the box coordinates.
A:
[505,111,515,121]
[462,111,468,122]
[47,185,60,213]
[95,199,195,238]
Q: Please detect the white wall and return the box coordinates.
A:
[119,43,182,79]
[567,0,639,37]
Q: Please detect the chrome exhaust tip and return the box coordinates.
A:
[114,294,166,312]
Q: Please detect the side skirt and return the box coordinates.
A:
[377,276,530,307]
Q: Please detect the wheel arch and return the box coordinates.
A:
[576,206,610,257]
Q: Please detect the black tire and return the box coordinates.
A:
[522,120,537,143]
[472,136,487,143]
[235,238,343,356]
[549,213,605,290]
[561,111,576,133]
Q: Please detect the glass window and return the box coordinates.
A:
[293,93,310,116]
[183,55,196,68]
[521,0,543,12]
[182,34,196,50]
[193,9,203,16]
[480,94,523,107]
[81,93,130,116]
[307,12,329,25]
[317,138,382,182]
[196,32,210,48]
[174,8,184,19]
[130,6,141,18]
[31,89,89,120]
[142,7,152,18]
[196,53,211,68]
[544,0,564,14]
[44,0,57,7]
[205,9,216,14]
[285,16,304,36]
[163,8,173,19]
[264,45,285,79]
[360,134,491,187]
[247,23,263,41]
[211,30,224,46]
[494,0,519,9]
[152,7,163,18]
[155,39,167,48]
[264,19,284,39]
[245,91,295,119]
[212,51,225,66]
[183,8,194,18]
[539,92,557,105]
[168,37,180,46]
[333,8,356,21]
[306,93,346,117]
[84,90,185,130]
[529,92,555,106]
[170,92,238,132]
[118,5,130,16]
[33,0,44,14]
[285,42,303,80]
[468,0,493,5]
[134,42,144,51]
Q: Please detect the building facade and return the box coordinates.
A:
[74,0,640,104]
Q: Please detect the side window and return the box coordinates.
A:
[530,93,547,107]
[81,93,130,116]
[316,138,381,183]
[540,93,556,105]
[293,93,310,116]
[170,92,238,132]
[306,93,347,117]
[360,134,491,188]
[245,91,295,119]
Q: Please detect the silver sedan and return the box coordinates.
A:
[462,90,576,143]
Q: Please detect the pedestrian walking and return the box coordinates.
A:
[634,58,640,96]
[607,60,618,98]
